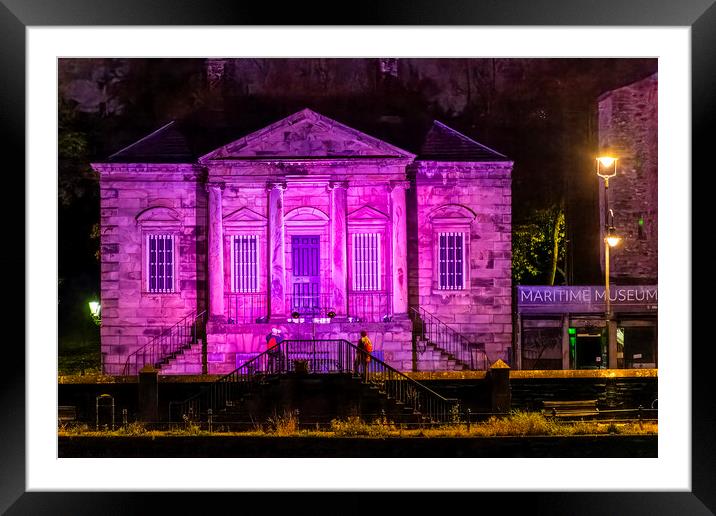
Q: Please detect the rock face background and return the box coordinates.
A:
[58,58,657,350]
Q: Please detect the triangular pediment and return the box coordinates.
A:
[223,207,267,229]
[199,109,415,162]
[348,205,389,222]
[224,207,267,223]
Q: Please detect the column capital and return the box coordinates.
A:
[327,180,349,192]
[205,181,225,192]
[266,181,287,192]
[387,180,411,192]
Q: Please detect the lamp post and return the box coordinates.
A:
[596,156,621,368]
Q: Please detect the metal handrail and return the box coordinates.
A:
[175,339,459,424]
[409,306,488,370]
[122,310,207,376]
[226,292,268,324]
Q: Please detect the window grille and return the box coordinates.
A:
[148,234,174,293]
[438,232,465,290]
[232,235,259,293]
[352,233,381,291]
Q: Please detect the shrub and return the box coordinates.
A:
[330,416,391,437]
[116,421,147,436]
[267,411,299,435]
[478,411,560,436]
[58,422,90,435]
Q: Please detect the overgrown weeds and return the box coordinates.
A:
[57,410,657,438]
[266,411,299,435]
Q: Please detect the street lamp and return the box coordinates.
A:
[597,156,620,368]
[89,300,101,326]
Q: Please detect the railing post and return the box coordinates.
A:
[466,408,471,432]
[208,409,213,433]
[638,404,643,428]
[122,408,128,429]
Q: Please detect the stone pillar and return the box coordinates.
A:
[607,320,618,369]
[488,359,511,414]
[562,314,571,370]
[138,365,159,422]
[328,181,349,315]
[207,182,225,321]
[267,182,287,319]
[389,180,410,316]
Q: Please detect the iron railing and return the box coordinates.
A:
[122,310,206,376]
[226,292,268,323]
[224,290,394,323]
[347,290,392,322]
[284,290,393,322]
[409,307,488,370]
[175,339,459,424]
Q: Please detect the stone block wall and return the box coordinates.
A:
[598,73,658,283]
[409,161,513,364]
[94,164,207,374]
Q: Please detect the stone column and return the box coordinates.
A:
[328,181,349,315]
[207,182,225,321]
[389,180,410,316]
[267,182,287,319]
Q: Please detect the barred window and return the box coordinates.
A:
[232,235,259,293]
[352,233,381,291]
[147,234,175,293]
[438,232,465,290]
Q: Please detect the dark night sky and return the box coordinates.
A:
[58,57,657,342]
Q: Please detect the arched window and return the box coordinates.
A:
[428,204,476,291]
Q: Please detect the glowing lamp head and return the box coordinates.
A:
[89,301,101,317]
[597,156,615,168]
[596,155,618,179]
[291,311,301,319]
[327,310,336,319]
[605,227,621,247]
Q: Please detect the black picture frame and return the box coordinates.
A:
[2,1,709,513]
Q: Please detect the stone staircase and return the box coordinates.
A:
[416,339,469,371]
[158,339,204,375]
[385,338,469,371]
[409,307,484,371]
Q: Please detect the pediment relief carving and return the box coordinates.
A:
[199,109,414,161]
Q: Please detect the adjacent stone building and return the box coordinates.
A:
[93,109,513,375]
[598,72,658,283]
[515,74,658,371]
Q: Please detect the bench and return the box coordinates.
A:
[541,400,599,419]
[58,405,77,425]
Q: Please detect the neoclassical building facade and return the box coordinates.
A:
[93,109,513,375]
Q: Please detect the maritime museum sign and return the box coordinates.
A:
[517,286,658,313]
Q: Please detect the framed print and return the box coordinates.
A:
[3,0,710,513]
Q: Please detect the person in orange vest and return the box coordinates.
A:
[354,330,373,379]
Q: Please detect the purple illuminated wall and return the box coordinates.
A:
[93,109,513,374]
